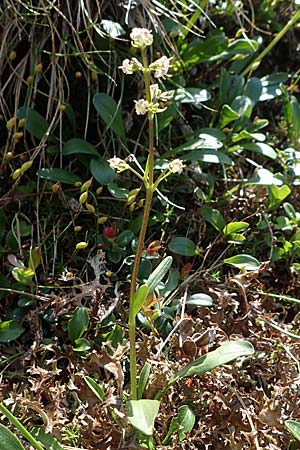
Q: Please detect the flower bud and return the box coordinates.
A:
[79,192,88,205]
[85,203,95,214]
[8,51,17,61]
[74,225,82,232]
[91,71,97,81]
[34,63,43,74]
[59,104,66,111]
[80,178,93,192]
[76,241,88,250]
[96,186,103,196]
[52,182,60,193]
[18,118,26,128]
[75,71,82,78]
[74,181,82,188]
[13,131,23,141]
[12,168,22,180]
[6,117,17,130]
[129,202,136,213]
[5,152,14,161]
[27,75,34,85]
[20,160,33,173]
[98,216,108,224]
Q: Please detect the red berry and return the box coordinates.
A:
[103,226,116,239]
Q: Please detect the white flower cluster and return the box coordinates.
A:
[108,157,129,172]
[168,159,185,174]
[130,28,153,48]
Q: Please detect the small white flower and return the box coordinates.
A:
[149,84,173,102]
[119,59,134,74]
[130,28,153,48]
[168,159,185,174]
[150,56,171,78]
[134,99,149,115]
[108,157,129,172]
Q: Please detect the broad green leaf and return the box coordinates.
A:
[283,202,298,220]
[107,182,129,199]
[223,222,249,235]
[181,30,228,67]
[63,138,98,156]
[12,267,34,285]
[146,256,173,294]
[116,230,134,247]
[100,20,125,37]
[285,420,300,441]
[170,340,254,382]
[0,424,25,450]
[242,142,277,160]
[218,69,245,107]
[93,93,126,143]
[224,254,260,271]
[245,77,262,106]
[0,320,25,343]
[73,337,91,352]
[168,134,223,155]
[90,158,115,185]
[68,307,89,342]
[247,168,283,186]
[219,104,240,128]
[267,185,291,210]
[226,233,246,244]
[186,293,213,307]
[259,72,289,101]
[30,427,64,450]
[131,284,150,318]
[162,405,195,445]
[84,376,105,402]
[127,399,160,435]
[201,206,226,232]
[17,106,50,140]
[168,237,196,257]
[137,362,151,400]
[232,130,265,143]
[183,149,232,165]
[173,87,211,105]
[231,95,252,120]
[37,168,81,185]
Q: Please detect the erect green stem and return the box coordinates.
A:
[129,48,155,400]
[0,402,44,450]
[241,8,300,77]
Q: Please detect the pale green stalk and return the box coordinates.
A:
[241,8,300,77]
[0,402,45,450]
[129,48,155,400]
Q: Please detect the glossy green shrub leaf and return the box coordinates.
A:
[100,19,125,37]
[259,72,289,101]
[127,399,160,435]
[186,293,213,307]
[30,427,64,450]
[17,106,50,140]
[68,307,89,342]
[12,267,34,285]
[243,142,277,160]
[73,337,91,352]
[231,95,252,120]
[219,104,240,128]
[63,138,98,156]
[218,70,245,107]
[93,93,126,143]
[131,284,150,318]
[285,420,300,441]
[223,222,249,235]
[267,185,291,210]
[0,424,25,450]
[162,405,195,444]
[90,158,115,185]
[183,149,233,165]
[116,230,134,247]
[107,182,129,199]
[146,256,173,294]
[181,30,228,67]
[283,202,298,219]
[226,233,246,244]
[245,77,262,106]
[37,168,81,184]
[170,340,254,383]
[137,362,151,400]
[247,168,282,186]
[84,376,105,402]
[224,254,260,271]
[0,320,25,343]
[173,87,211,105]
[201,206,226,232]
[168,237,196,257]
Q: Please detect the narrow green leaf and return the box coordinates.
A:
[145,256,173,294]
[68,307,89,342]
[37,168,81,185]
[63,138,98,156]
[0,424,25,450]
[30,427,64,450]
[131,284,150,318]
[127,399,160,436]
[170,340,254,382]
[137,363,151,400]
[84,376,105,402]
[177,405,195,441]
[243,142,277,160]
[0,320,25,343]
[224,254,260,271]
[286,420,300,441]
[168,237,196,257]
